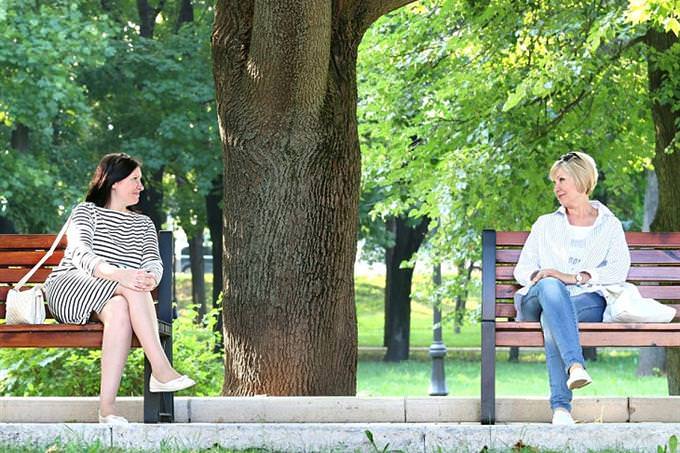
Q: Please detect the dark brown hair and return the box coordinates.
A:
[85,153,142,207]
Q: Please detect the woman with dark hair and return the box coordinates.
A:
[44,153,194,424]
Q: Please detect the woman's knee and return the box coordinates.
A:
[100,296,132,329]
[535,277,566,294]
[534,278,568,305]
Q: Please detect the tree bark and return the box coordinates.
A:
[134,1,166,228]
[189,230,206,319]
[137,0,165,38]
[211,0,417,395]
[453,260,474,334]
[137,167,165,230]
[646,29,680,394]
[383,215,429,361]
[206,175,224,345]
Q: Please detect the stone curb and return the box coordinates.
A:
[1,396,679,424]
[1,422,680,452]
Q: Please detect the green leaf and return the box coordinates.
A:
[666,17,680,36]
[502,84,527,112]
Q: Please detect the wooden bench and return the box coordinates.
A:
[481,230,680,425]
[0,231,176,423]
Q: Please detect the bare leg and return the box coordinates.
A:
[114,286,181,382]
[95,295,132,417]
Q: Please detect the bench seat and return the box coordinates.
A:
[481,229,680,424]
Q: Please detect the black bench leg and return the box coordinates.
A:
[143,334,175,423]
[481,320,496,425]
[144,356,160,423]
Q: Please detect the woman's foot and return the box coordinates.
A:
[149,374,196,393]
[566,365,592,390]
[98,410,128,424]
[551,408,575,425]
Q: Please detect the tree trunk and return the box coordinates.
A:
[646,29,680,394]
[1,123,28,233]
[638,169,666,376]
[134,0,165,228]
[453,260,474,334]
[206,175,224,345]
[383,215,429,361]
[136,0,164,38]
[137,167,165,230]
[212,0,418,395]
[176,0,193,31]
[189,230,206,320]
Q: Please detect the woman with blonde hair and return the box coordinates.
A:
[513,151,630,425]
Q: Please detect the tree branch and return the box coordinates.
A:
[357,0,418,33]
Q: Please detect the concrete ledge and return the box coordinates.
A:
[0,396,677,424]
[630,397,680,422]
[2,423,680,452]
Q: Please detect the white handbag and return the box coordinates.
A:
[602,283,677,323]
[5,217,71,325]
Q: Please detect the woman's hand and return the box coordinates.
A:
[531,268,574,284]
[116,269,157,292]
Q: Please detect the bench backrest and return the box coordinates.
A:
[0,232,172,323]
[0,235,67,320]
[482,230,680,322]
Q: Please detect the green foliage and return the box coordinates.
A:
[658,434,679,453]
[627,0,680,35]
[357,0,657,310]
[0,1,221,236]
[0,308,223,397]
[0,0,115,231]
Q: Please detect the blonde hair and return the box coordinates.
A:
[549,151,598,195]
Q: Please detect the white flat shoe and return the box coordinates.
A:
[567,367,592,390]
[552,409,575,425]
[98,411,128,424]
[149,374,195,393]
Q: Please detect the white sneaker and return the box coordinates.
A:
[566,367,592,390]
[552,409,575,425]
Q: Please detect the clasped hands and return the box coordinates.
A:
[530,268,579,285]
[118,269,157,292]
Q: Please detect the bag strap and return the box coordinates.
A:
[15,213,73,290]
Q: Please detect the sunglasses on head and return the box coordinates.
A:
[560,152,581,162]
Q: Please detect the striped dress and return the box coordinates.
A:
[44,202,163,324]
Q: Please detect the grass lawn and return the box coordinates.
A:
[177,272,482,348]
[355,273,480,348]
[176,273,668,398]
[357,350,668,397]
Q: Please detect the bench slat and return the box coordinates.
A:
[0,328,142,348]
[497,231,680,247]
[497,322,680,347]
[495,284,680,300]
[495,303,680,320]
[0,268,53,283]
[496,266,680,282]
[0,235,67,250]
[497,249,680,265]
[0,251,64,266]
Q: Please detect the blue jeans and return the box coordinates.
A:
[520,277,606,411]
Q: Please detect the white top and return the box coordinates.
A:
[513,200,631,316]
